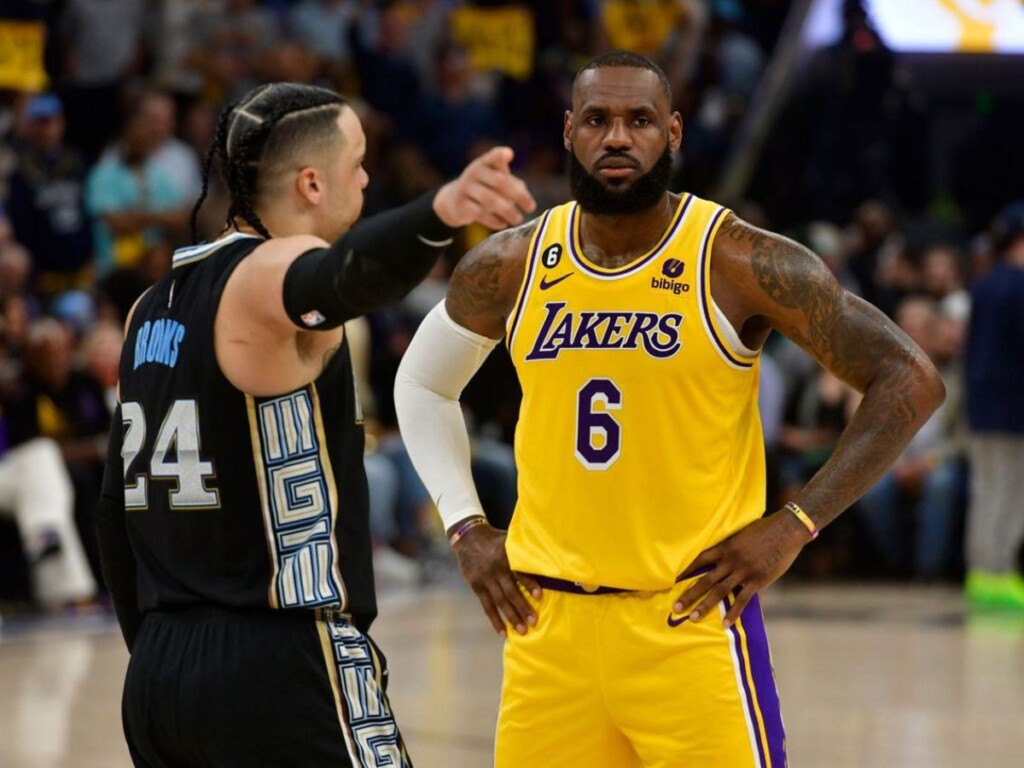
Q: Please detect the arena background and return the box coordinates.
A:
[1,1,1022,766]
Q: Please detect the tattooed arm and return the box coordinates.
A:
[678,214,945,626]
[445,219,538,339]
[718,215,944,522]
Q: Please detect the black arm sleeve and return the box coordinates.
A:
[95,407,143,651]
[282,190,456,330]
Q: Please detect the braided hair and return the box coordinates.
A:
[190,83,347,242]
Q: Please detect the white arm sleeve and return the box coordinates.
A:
[394,301,500,531]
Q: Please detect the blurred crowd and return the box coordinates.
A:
[0,0,1021,613]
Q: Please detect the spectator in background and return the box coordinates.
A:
[391,39,503,204]
[99,90,202,205]
[398,0,452,96]
[79,320,122,415]
[145,0,220,99]
[0,301,32,381]
[350,4,420,130]
[804,221,861,294]
[85,91,190,276]
[3,318,111,587]
[0,242,41,397]
[708,0,764,99]
[402,43,502,181]
[288,0,358,87]
[920,242,970,323]
[964,202,1024,609]
[347,315,429,583]
[143,91,202,204]
[0,255,34,394]
[49,289,98,341]
[0,429,97,609]
[58,0,144,160]
[778,365,859,502]
[7,94,93,301]
[592,0,706,102]
[774,353,861,577]
[0,317,103,607]
[0,203,11,243]
[967,230,996,284]
[186,0,286,102]
[844,200,904,315]
[680,0,764,190]
[855,297,965,580]
[0,241,38,315]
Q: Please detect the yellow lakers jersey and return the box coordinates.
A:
[505,195,765,590]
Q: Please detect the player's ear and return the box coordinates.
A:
[669,111,683,152]
[296,167,322,205]
[563,110,573,152]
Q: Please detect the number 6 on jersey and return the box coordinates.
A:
[575,378,622,470]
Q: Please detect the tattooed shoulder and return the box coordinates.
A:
[447,218,537,321]
[719,215,836,310]
[718,214,924,393]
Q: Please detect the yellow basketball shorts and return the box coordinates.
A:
[496,580,786,767]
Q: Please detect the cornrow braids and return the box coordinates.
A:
[190,101,236,243]
[223,119,273,240]
[189,83,346,244]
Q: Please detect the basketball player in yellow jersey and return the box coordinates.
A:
[395,52,945,767]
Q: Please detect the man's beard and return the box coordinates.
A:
[569,145,673,216]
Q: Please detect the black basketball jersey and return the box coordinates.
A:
[118,233,377,630]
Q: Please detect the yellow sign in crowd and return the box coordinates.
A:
[0,18,48,91]
[450,5,535,81]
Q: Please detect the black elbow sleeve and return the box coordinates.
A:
[282,191,456,330]
[282,247,345,330]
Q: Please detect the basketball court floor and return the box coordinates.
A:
[1,582,1022,768]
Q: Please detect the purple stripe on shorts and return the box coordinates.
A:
[726,597,768,768]
[738,594,787,768]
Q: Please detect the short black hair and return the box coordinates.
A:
[191,83,347,241]
[573,51,672,104]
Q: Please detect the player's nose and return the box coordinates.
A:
[602,118,633,150]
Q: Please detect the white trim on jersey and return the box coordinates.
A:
[712,300,761,358]
[172,232,261,268]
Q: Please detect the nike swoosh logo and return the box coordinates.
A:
[667,613,690,627]
[539,272,574,290]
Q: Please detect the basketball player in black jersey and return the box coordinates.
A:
[94,83,534,767]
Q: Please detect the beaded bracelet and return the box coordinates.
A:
[784,501,819,540]
[448,516,487,546]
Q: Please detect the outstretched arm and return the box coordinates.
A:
[679,215,945,625]
[218,147,536,394]
[395,223,541,638]
[230,146,536,337]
